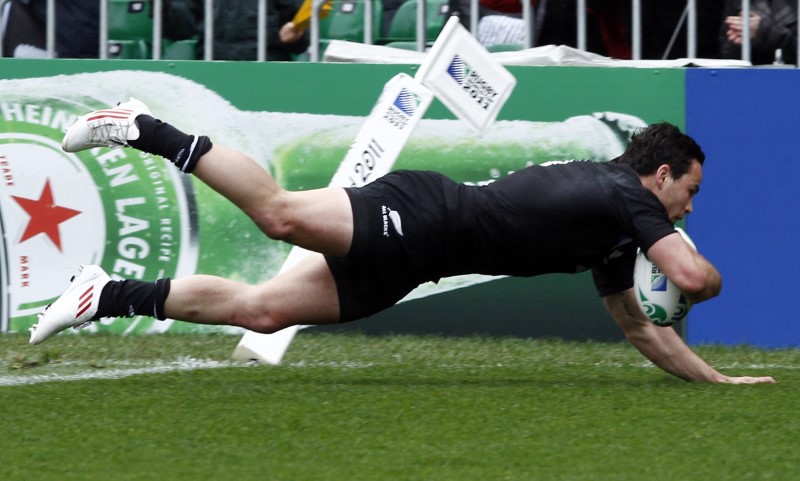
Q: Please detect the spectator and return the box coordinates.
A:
[635,1,726,60]
[475,0,632,58]
[719,0,797,64]
[172,0,310,61]
[164,0,202,41]
[382,0,407,38]
[1,0,99,58]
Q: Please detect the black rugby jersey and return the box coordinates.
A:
[435,160,676,296]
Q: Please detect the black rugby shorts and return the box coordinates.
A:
[324,170,451,322]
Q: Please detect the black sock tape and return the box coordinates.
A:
[154,278,171,321]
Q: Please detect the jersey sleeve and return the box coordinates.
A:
[591,242,637,297]
[620,188,677,254]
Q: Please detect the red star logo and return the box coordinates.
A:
[12,179,81,251]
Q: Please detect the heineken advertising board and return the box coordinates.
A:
[0,59,684,340]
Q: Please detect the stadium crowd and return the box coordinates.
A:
[0,0,796,65]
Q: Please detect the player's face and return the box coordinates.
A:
[659,160,703,224]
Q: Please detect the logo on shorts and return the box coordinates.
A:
[381,205,404,237]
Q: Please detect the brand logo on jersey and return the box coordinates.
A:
[381,205,404,237]
[615,234,633,248]
[601,235,632,265]
[384,88,421,130]
[447,55,499,110]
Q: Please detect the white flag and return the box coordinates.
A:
[415,16,517,136]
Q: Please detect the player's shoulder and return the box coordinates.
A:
[537,159,637,183]
[496,160,632,194]
[537,158,627,173]
[593,161,643,189]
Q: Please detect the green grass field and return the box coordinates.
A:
[1,332,796,481]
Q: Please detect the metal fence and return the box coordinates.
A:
[1,0,797,65]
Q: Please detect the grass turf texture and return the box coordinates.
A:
[0,332,797,481]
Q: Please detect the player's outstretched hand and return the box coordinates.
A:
[720,375,776,385]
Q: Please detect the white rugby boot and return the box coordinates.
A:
[62,98,152,152]
[29,265,111,345]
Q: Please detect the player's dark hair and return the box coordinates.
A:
[613,122,705,179]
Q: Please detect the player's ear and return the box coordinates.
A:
[656,164,671,188]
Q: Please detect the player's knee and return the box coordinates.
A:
[248,194,296,241]
[253,216,295,242]
[247,318,282,334]
[229,309,282,334]
[229,293,290,334]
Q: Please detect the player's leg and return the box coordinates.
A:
[192,144,353,256]
[61,98,353,256]
[29,253,340,344]
[163,253,340,332]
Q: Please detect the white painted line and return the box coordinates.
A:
[0,359,382,387]
[0,359,246,387]
[1,359,790,388]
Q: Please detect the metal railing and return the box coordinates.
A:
[6,0,798,65]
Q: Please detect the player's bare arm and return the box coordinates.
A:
[602,289,775,384]
[645,232,721,303]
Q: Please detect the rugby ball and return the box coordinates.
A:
[634,228,695,326]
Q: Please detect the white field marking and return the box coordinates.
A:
[2,358,791,388]
[593,360,800,370]
[0,359,378,387]
[285,361,376,369]
[714,363,800,370]
[0,359,247,387]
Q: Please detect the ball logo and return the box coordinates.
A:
[671,295,691,323]
[637,287,669,326]
[0,99,198,334]
[649,264,668,292]
[637,283,692,327]
[635,250,692,327]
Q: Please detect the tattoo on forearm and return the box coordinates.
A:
[621,295,636,317]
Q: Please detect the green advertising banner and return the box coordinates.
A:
[0,59,684,340]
